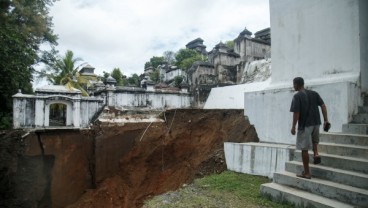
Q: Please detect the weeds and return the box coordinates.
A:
[144,171,293,208]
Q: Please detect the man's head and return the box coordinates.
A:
[293,77,304,91]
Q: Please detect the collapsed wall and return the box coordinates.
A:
[0,109,257,208]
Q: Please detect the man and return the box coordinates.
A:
[290,77,329,179]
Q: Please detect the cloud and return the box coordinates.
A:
[49,0,270,76]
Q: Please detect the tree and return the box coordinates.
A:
[144,56,164,70]
[38,50,89,96]
[226,40,234,49]
[144,62,151,69]
[111,68,127,86]
[163,50,176,64]
[174,75,184,87]
[175,49,202,71]
[0,0,57,129]
[127,73,140,87]
[149,70,159,83]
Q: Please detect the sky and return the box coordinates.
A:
[48,0,270,77]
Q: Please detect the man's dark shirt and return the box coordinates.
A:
[290,89,324,130]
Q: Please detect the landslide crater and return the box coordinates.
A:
[0,109,258,208]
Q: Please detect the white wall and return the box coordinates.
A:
[113,91,192,109]
[270,0,363,84]
[359,0,368,92]
[204,79,271,109]
[13,94,103,128]
[224,142,294,178]
[245,77,360,144]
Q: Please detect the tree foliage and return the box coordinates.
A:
[0,0,57,128]
[127,73,140,87]
[144,56,164,69]
[111,68,127,86]
[38,50,89,96]
[163,50,176,64]
[149,70,159,83]
[175,49,202,71]
[225,40,234,49]
[174,75,184,87]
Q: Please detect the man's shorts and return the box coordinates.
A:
[296,125,320,150]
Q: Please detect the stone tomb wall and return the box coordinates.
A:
[13,92,103,129]
[96,88,192,109]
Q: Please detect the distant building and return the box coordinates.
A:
[79,64,97,82]
[234,27,271,61]
[254,27,271,44]
[186,38,207,55]
[187,27,271,107]
[158,64,187,84]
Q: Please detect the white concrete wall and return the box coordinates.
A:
[245,77,360,144]
[204,79,271,109]
[13,97,35,128]
[270,0,363,84]
[113,92,192,109]
[224,142,294,178]
[359,0,368,92]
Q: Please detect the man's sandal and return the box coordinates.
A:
[296,171,311,179]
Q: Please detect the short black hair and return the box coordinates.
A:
[293,77,304,87]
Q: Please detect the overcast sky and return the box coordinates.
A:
[49,0,270,77]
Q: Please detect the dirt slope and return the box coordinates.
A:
[0,109,257,208]
[69,109,257,208]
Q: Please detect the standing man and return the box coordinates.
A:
[290,77,329,179]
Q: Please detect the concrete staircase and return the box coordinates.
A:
[260,96,368,208]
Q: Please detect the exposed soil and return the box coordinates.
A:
[0,109,258,208]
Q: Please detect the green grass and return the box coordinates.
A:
[144,171,293,208]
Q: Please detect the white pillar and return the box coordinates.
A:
[12,98,22,128]
[73,99,81,127]
[35,99,45,127]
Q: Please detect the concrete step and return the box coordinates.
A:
[352,113,368,124]
[285,161,368,189]
[358,106,368,114]
[260,183,354,208]
[294,151,368,174]
[318,142,368,158]
[320,132,368,146]
[273,171,368,207]
[342,124,368,135]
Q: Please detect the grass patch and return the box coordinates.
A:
[144,171,293,208]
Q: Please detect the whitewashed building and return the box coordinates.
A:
[13,85,103,128]
[206,0,368,178]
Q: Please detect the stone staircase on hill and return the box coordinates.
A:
[260,96,368,208]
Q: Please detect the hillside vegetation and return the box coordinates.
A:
[144,171,293,208]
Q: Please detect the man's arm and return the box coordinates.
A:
[320,104,328,127]
[291,112,299,135]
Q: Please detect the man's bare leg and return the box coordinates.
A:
[301,150,311,178]
[313,143,319,157]
[313,143,321,164]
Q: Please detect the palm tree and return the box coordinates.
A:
[38,50,89,96]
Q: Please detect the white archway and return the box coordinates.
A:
[44,98,73,127]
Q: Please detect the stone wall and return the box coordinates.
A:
[95,88,192,109]
[234,38,270,61]
[13,92,103,129]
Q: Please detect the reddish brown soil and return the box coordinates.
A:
[68,109,257,208]
[0,109,257,208]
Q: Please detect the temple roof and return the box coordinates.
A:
[35,85,81,94]
[186,38,204,47]
[106,75,117,84]
[239,27,252,36]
